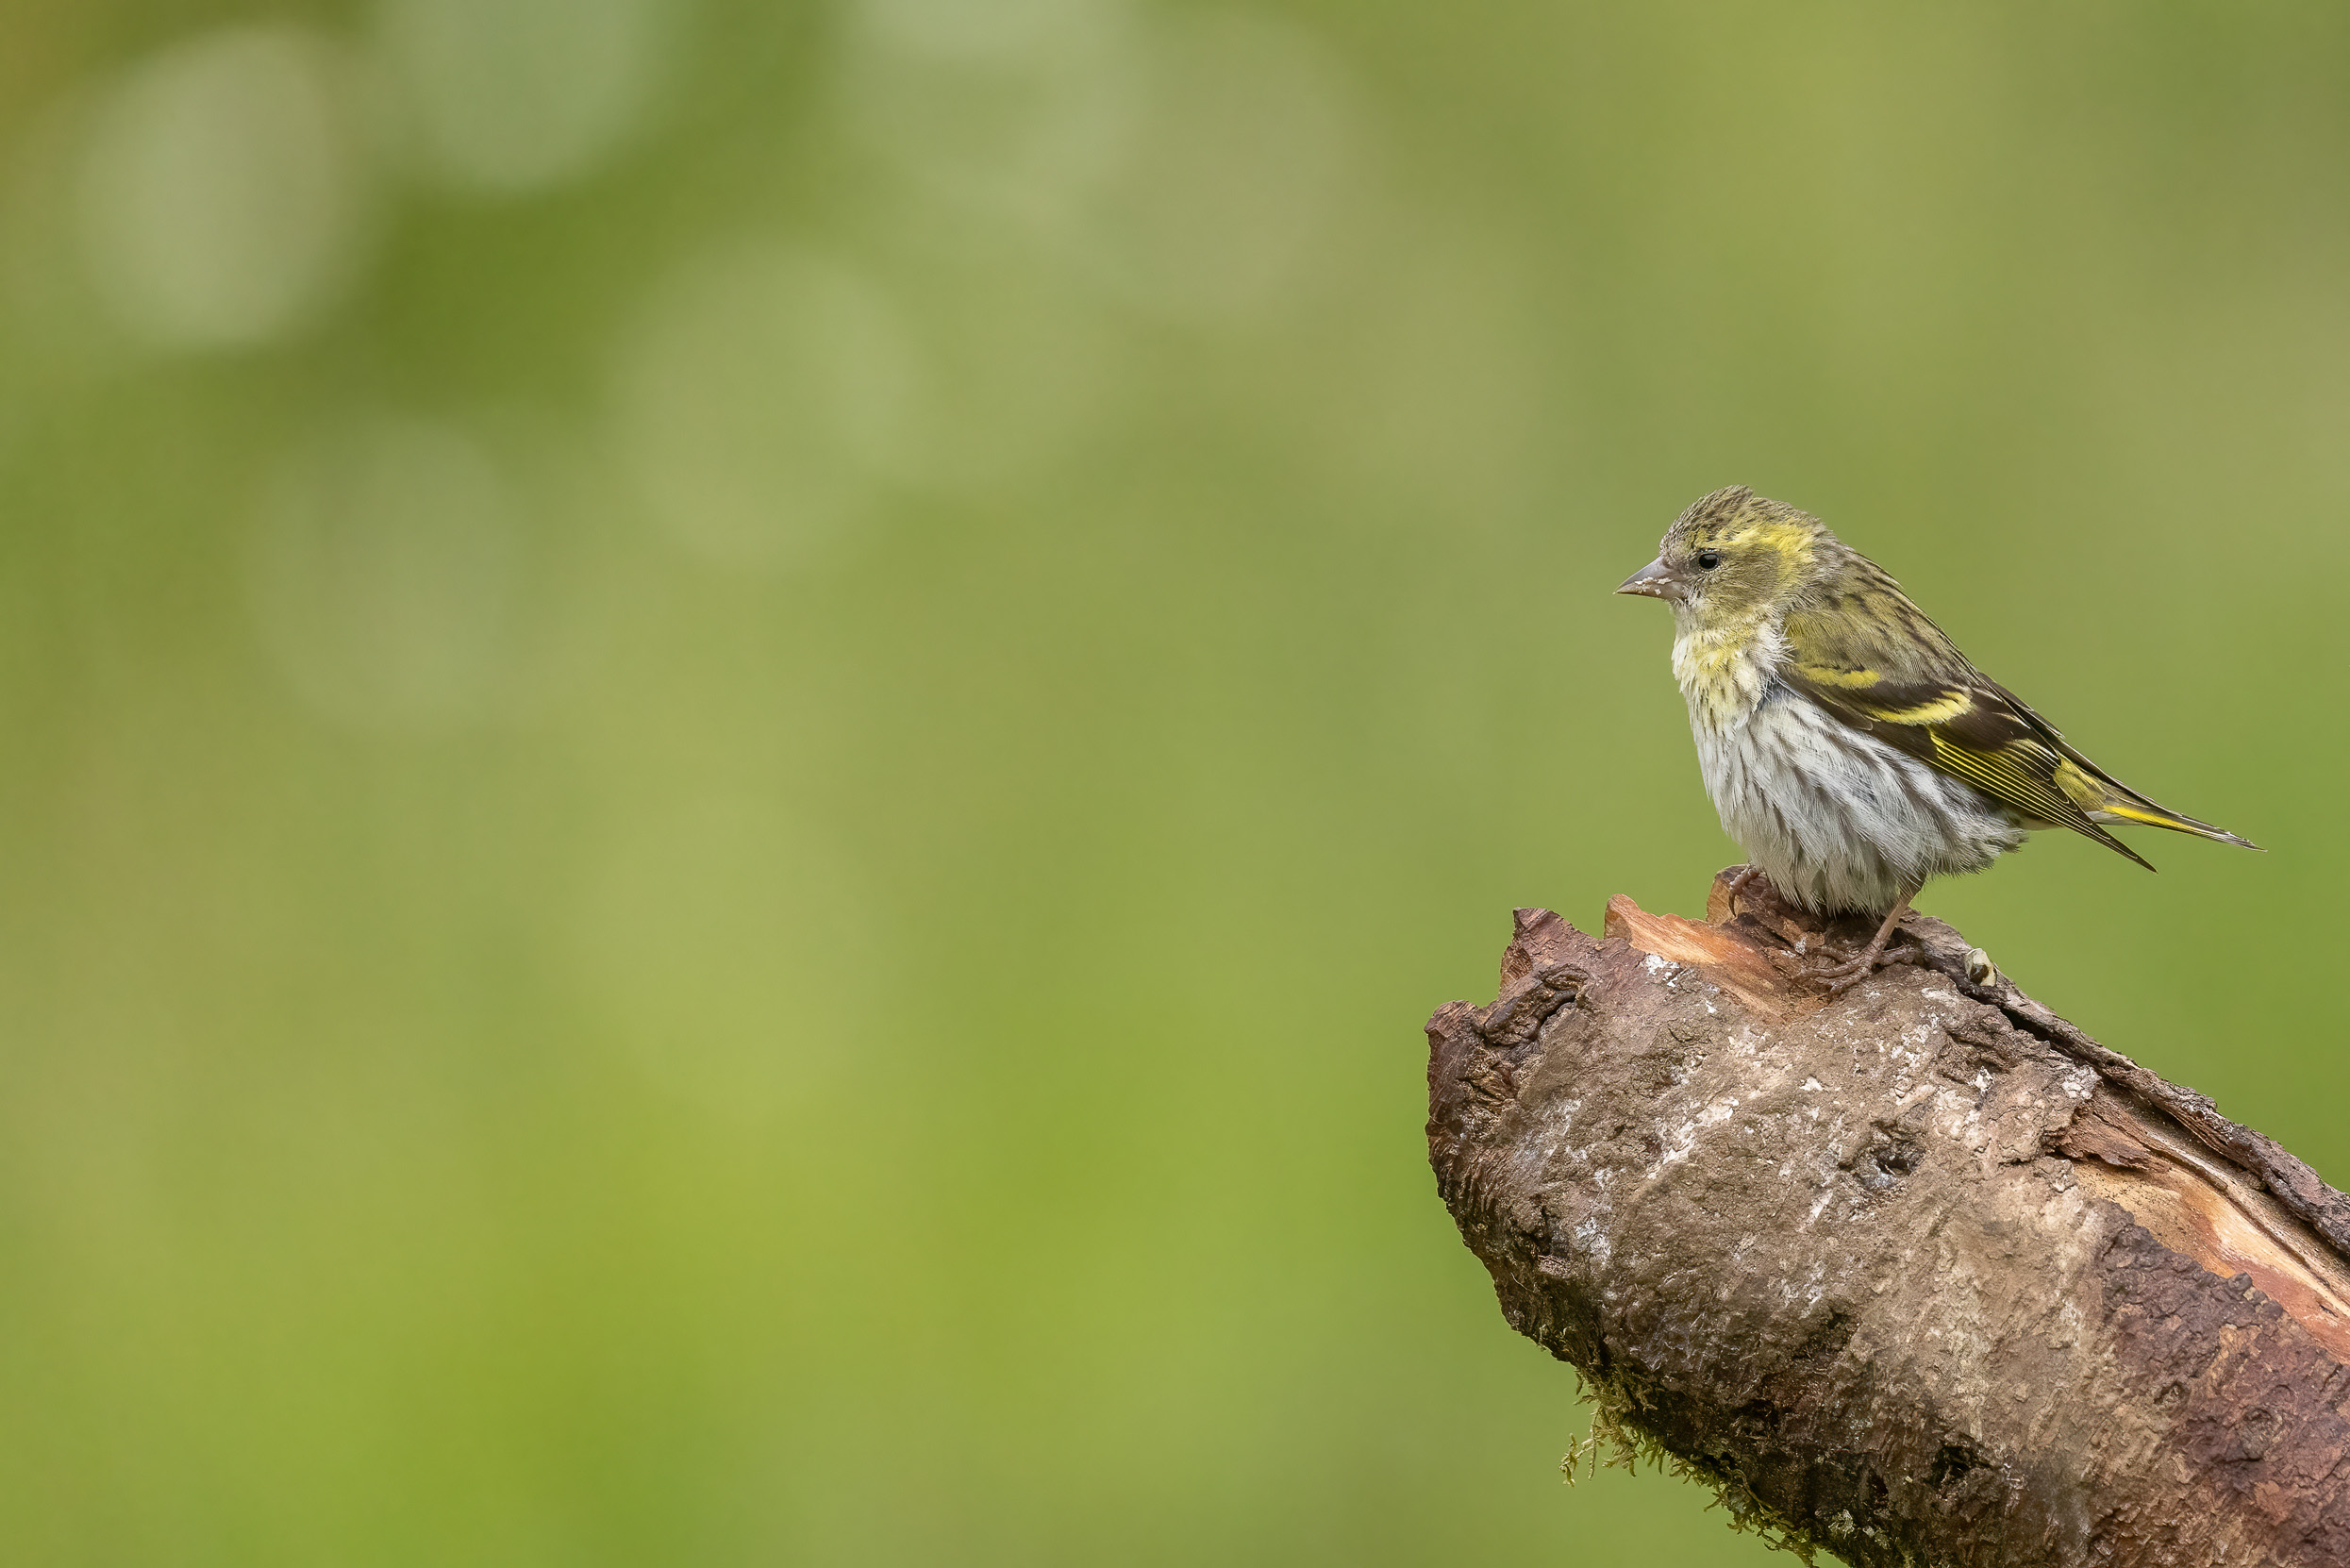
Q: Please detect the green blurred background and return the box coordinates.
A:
[0,0,2339,1561]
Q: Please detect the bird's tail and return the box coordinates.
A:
[2088,798,2260,850]
[2051,758,2260,849]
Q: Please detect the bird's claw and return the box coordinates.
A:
[1813,926,1920,993]
[1720,864,1800,926]
[1821,962,1879,995]
[1722,864,1768,905]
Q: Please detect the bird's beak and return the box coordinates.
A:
[1615,557,1679,602]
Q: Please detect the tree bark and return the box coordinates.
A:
[1425,870,2350,1566]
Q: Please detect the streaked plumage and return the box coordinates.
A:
[1617,486,2254,974]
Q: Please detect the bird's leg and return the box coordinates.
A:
[1816,883,1922,992]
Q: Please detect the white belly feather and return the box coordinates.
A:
[1674,626,2025,913]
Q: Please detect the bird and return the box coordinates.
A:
[1616,485,2257,988]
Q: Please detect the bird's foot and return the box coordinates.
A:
[1723,863,1768,905]
[1721,869,1847,971]
[1813,935,1902,993]
[1719,870,1926,993]
[1811,919,1924,993]
[1717,864,1793,924]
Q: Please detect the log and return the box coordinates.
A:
[1425,869,2350,1566]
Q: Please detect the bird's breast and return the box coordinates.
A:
[1672,620,1781,736]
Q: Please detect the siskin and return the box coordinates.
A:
[1617,485,2257,986]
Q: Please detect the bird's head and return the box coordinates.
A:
[1615,485,1829,627]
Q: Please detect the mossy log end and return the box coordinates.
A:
[1425,869,2350,1567]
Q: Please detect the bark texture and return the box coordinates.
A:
[1425,870,2350,1567]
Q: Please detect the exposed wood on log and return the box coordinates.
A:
[1425,870,2350,1566]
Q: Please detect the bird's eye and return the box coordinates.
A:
[1695,550,1723,571]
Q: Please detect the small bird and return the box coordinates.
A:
[1617,486,2257,987]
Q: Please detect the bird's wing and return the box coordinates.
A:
[1779,614,2157,870]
